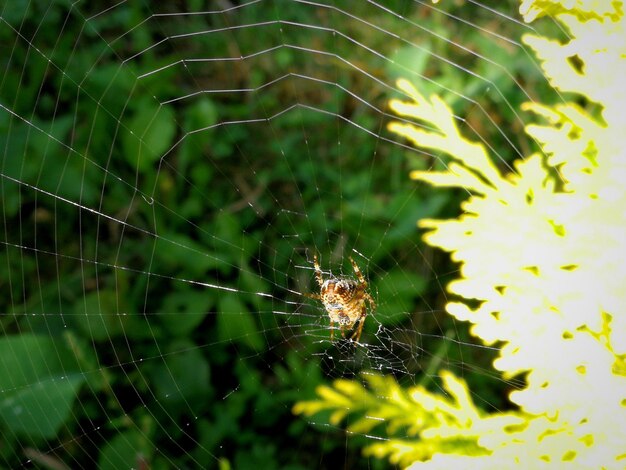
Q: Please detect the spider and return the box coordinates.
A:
[307,254,375,342]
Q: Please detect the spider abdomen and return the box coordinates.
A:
[321,279,364,328]
[310,254,375,342]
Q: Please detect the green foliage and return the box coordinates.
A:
[0,2,460,467]
[0,0,555,468]
[122,100,177,172]
[98,429,151,470]
[294,371,497,467]
[0,334,87,439]
[295,0,626,468]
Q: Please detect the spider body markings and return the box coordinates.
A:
[307,254,375,342]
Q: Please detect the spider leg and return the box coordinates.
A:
[353,294,375,343]
[305,255,322,300]
[363,292,376,311]
[349,257,367,286]
[353,319,365,343]
[313,254,324,287]
[350,306,367,343]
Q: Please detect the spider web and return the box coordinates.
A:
[0,1,557,468]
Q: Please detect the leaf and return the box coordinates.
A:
[160,291,213,336]
[149,345,210,404]
[386,44,430,81]
[70,289,152,341]
[122,100,176,172]
[71,290,124,341]
[0,375,83,439]
[98,429,151,470]
[155,233,220,275]
[0,334,85,439]
[217,294,264,351]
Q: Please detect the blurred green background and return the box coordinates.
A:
[0,1,551,468]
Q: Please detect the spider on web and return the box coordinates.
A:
[306,254,376,342]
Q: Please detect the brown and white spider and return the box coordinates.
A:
[307,254,375,342]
